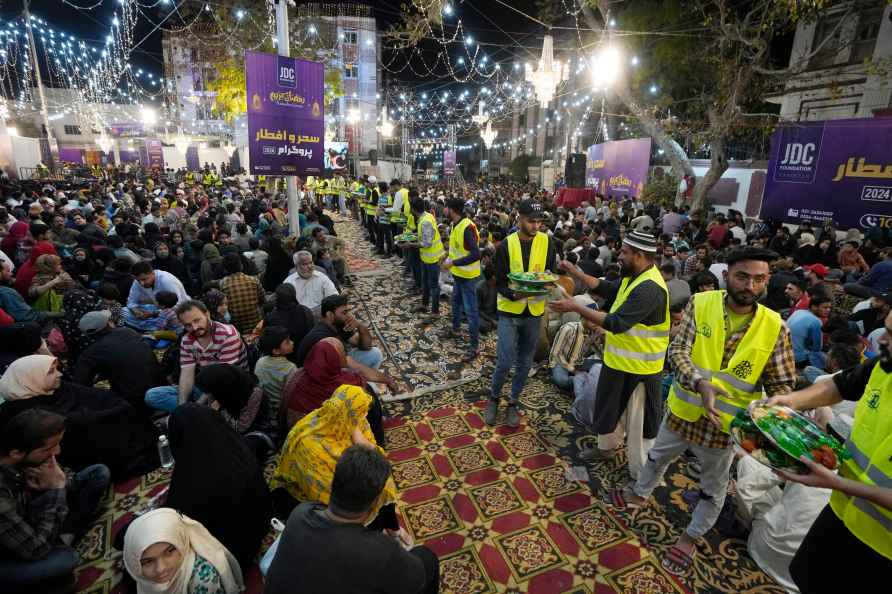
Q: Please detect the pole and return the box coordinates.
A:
[275,0,300,236]
[23,0,56,165]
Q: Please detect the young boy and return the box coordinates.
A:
[254,325,297,417]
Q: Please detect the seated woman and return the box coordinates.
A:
[165,404,272,571]
[279,337,384,443]
[29,254,76,312]
[0,355,159,480]
[269,382,403,538]
[194,364,274,459]
[123,508,244,594]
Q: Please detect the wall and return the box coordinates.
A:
[163,146,232,171]
[11,136,43,175]
[653,161,768,218]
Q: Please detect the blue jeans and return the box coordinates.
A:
[491,315,541,404]
[421,262,441,312]
[349,346,383,370]
[551,365,573,390]
[145,385,202,413]
[0,464,110,593]
[451,276,480,352]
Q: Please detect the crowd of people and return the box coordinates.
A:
[0,163,889,594]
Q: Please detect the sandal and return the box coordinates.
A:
[603,487,645,510]
[661,545,694,576]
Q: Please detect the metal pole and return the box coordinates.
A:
[23,0,56,165]
[275,0,300,236]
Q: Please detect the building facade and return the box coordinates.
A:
[768,1,892,120]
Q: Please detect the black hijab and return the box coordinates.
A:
[194,363,256,417]
[165,403,272,569]
[0,322,43,374]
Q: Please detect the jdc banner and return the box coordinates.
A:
[443,150,456,176]
[761,118,892,230]
[145,139,164,169]
[246,50,324,176]
[585,138,651,197]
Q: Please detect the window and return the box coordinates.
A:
[63,125,81,135]
[851,9,882,63]
[809,15,843,69]
[344,63,358,79]
[343,29,358,45]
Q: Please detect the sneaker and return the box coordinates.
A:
[484,400,499,426]
[505,404,520,428]
[579,447,616,462]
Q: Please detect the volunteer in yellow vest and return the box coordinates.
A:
[594,247,796,577]
[763,308,892,590]
[551,230,670,478]
[440,197,481,363]
[409,197,444,317]
[364,176,380,246]
[397,186,422,292]
[334,173,348,216]
[375,181,394,257]
[487,199,557,428]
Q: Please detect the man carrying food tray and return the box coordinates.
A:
[763,309,892,591]
[595,246,797,576]
[550,231,670,481]
[485,199,558,428]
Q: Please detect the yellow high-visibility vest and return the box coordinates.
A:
[830,363,892,560]
[449,218,480,279]
[497,231,549,316]
[602,265,670,375]
[365,188,380,215]
[667,290,781,432]
[418,212,445,264]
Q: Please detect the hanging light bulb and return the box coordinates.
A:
[480,120,497,149]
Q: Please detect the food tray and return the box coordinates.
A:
[508,282,551,296]
[508,271,559,285]
[730,418,807,474]
[750,404,847,471]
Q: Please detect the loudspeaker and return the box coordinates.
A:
[565,153,586,188]
[369,149,378,166]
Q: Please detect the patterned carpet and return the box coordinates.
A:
[72,214,784,594]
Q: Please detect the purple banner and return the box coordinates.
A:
[761,118,892,230]
[109,123,144,138]
[585,138,652,198]
[119,149,140,163]
[186,146,200,171]
[246,50,324,176]
[146,139,164,169]
[443,150,456,176]
[58,147,84,164]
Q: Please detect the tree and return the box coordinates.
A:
[580,0,855,212]
[206,61,247,123]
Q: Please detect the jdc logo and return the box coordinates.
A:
[780,143,816,166]
[787,208,799,217]
[277,56,296,88]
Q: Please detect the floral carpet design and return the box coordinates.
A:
[73,215,784,594]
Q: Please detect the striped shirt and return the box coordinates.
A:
[180,321,247,370]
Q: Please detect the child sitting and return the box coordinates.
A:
[254,325,298,421]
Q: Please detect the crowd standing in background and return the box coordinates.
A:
[0,160,890,593]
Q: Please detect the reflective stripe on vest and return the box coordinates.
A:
[666,290,782,433]
[418,212,445,264]
[449,218,481,279]
[602,265,669,375]
[829,363,892,560]
[365,189,379,214]
[497,232,549,316]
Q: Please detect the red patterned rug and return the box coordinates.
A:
[386,402,691,594]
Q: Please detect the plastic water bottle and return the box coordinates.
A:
[158,435,174,470]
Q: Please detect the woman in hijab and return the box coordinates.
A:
[143,222,164,250]
[29,254,76,312]
[201,289,230,324]
[56,287,105,359]
[263,283,314,364]
[0,321,46,374]
[194,364,273,459]
[200,243,225,287]
[279,338,383,441]
[165,404,272,570]
[0,355,159,479]
[154,241,192,293]
[68,245,99,287]
[13,240,58,297]
[261,236,291,292]
[123,508,244,594]
[1,219,29,265]
[270,383,400,530]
